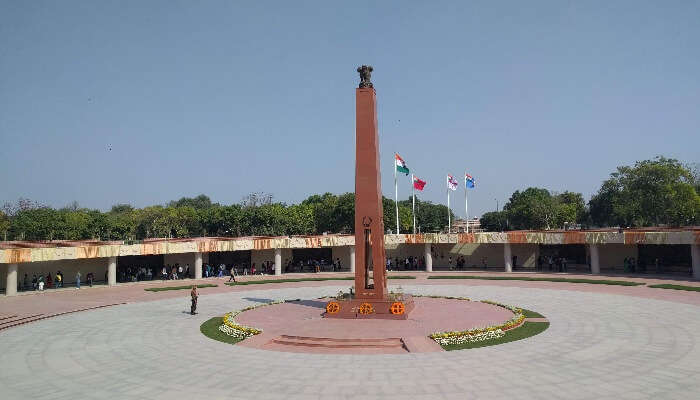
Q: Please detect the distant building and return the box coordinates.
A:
[447,218,482,233]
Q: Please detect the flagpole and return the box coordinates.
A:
[447,180,451,234]
[412,174,416,234]
[394,154,399,235]
[464,171,468,234]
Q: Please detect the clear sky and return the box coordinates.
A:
[1,1,699,218]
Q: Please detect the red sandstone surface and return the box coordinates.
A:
[234,298,513,353]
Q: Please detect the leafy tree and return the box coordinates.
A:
[504,188,556,230]
[10,207,61,240]
[0,211,9,240]
[555,191,586,224]
[168,194,216,209]
[589,157,700,227]
[397,197,452,233]
[480,211,508,231]
[4,157,696,242]
[108,204,137,240]
[110,204,134,214]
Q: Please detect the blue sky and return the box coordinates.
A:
[1,1,699,218]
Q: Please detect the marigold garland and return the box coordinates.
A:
[218,300,284,338]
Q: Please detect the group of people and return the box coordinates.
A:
[537,255,568,272]
[19,270,92,291]
[387,256,424,271]
[204,262,264,277]
[118,264,191,282]
[283,258,343,273]
[386,255,489,270]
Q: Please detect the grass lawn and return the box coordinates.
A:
[441,321,550,351]
[427,275,644,286]
[145,283,218,292]
[200,317,244,345]
[521,308,546,318]
[226,275,416,286]
[648,284,700,292]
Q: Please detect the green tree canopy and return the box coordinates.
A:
[3,156,697,241]
[479,211,508,232]
[589,157,700,227]
[168,194,216,209]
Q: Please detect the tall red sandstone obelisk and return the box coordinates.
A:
[354,65,388,300]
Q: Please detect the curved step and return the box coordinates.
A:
[270,335,407,350]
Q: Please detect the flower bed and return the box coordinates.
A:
[429,299,525,346]
[218,300,283,339]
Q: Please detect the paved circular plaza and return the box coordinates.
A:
[1,281,700,400]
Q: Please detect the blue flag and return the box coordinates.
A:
[465,173,475,188]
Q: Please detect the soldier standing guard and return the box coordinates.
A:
[190,286,198,315]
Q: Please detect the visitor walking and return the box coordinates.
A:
[228,266,237,283]
[190,286,198,315]
[75,271,81,289]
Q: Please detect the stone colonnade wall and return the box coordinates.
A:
[163,253,201,270]
[0,257,111,289]
[386,243,538,269]
[597,244,638,273]
[331,246,352,271]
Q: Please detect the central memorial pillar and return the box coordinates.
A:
[354,72,388,300]
[324,65,414,319]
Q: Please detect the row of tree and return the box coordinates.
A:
[0,193,454,241]
[479,157,699,231]
[1,157,698,241]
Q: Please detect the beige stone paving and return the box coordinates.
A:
[0,282,700,399]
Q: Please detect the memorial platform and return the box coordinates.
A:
[234,297,514,354]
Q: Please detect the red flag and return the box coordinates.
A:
[413,176,426,191]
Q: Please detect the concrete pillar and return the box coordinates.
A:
[504,243,512,272]
[692,244,700,280]
[349,245,355,273]
[6,264,18,296]
[274,248,282,276]
[590,244,600,274]
[194,252,203,279]
[108,257,117,286]
[425,243,433,272]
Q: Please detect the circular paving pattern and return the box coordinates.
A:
[1,283,700,399]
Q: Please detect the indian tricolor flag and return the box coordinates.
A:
[395,153,409,175]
